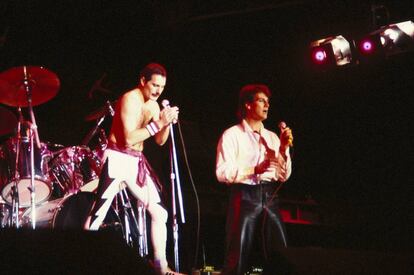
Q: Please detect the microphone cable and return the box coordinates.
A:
[175,119,201,271]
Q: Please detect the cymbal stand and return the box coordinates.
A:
[82,101,114,146]
[28,126,36,229]
[81,116,105,146]
[168,122,186,273]
[10,108,23,228]
[23,65,39,229]
[23,66,41,150]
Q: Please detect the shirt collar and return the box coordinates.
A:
[241,119,264,134]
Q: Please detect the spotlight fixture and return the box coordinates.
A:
[356,20,414,60]
[379,20,414,56]
[355,33,384,62]
[309,35,353,68]
[308,21,414,69]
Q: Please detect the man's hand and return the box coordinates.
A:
[160,105,179,127]
[255,152,278,175]
[279,126,293,152]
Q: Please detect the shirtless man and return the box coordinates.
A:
[84,63,179,275]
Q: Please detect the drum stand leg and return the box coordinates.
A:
[10,184,20,228]
[10,122,22,228]
[118,190,133,245]
[118,189,148,257]
[137,200,148,257]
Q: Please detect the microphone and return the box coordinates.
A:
[161,99,178,124]
[161,99,170,108]
[278,121,293,147]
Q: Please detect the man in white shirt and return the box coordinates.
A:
[216,84,293,275]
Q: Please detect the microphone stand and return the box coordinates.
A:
[168,121,185,272]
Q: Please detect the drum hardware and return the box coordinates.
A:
[18,189,148,256]
[0,65,60,229]
[0,136,53,206]
[87,72,113,99]
[21,192,122,230]
[84,100,116,122]
[82,100,115,146]
[116,188,148,256]
[49,146,101,196]
[137,199,149,257]
[0,66,60,108]
[0,200,11,228]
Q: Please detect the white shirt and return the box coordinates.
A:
[216,120,292,185]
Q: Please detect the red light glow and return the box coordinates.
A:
[360,40,374,53]
[312,48,327,63]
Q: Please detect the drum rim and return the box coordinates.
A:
[1,177,52,207]
[21,196,64,225]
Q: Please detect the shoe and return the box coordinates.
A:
[149,258,187,275]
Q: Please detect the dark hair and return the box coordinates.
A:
[139,63,167,81]
[237,84,271,120]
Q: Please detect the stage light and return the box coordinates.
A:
[309,35,353,68]
[356,20,414,60]
[379,20,414,55]
[308,21,414,68]
[355,33,384,63]
[356,36,382,55]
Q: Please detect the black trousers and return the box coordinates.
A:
[221,183,287,275]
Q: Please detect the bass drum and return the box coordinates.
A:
[21,192,121,230]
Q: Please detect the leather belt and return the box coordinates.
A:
[258,180,275,185]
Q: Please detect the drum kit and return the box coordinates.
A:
[0,66,109,230]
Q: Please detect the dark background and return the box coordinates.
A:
[1,0,413,272]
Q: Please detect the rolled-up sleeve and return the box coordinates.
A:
[276,147,292,182]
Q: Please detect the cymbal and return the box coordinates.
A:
[0,66,60,107]
[0,106,17,136]
[85,100,116,121]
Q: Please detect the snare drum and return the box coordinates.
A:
[0,138,52,207]
[22,192,120,229]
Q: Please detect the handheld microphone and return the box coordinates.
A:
[278,121,293,147]
[161,99,178,124]
[161,99,170,108]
